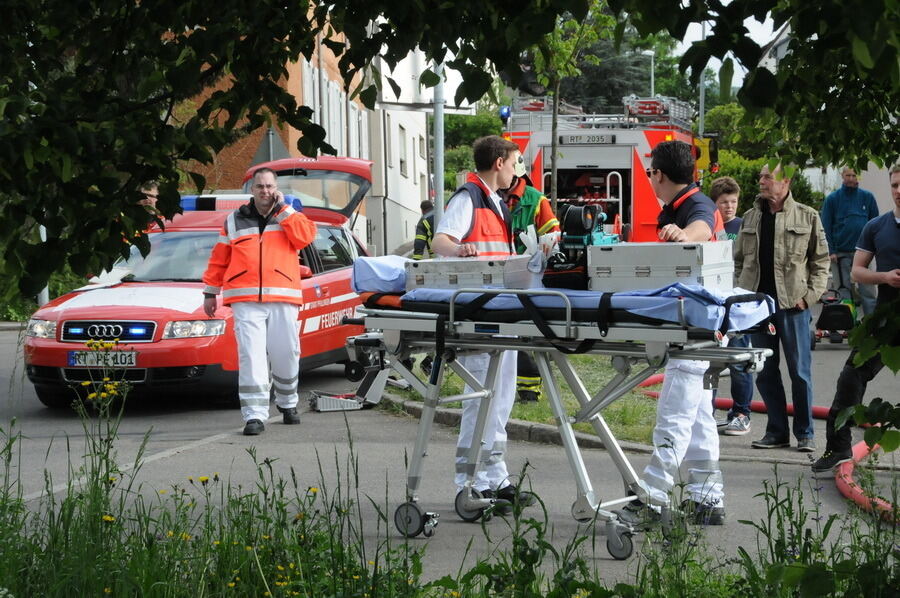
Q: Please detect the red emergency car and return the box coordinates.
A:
[23,195,366,409]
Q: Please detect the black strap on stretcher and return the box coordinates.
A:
[452,290,606,355]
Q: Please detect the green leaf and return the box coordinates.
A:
[781,563,807,587]
[877,429,900,452]
[851,37,875,69]
[864,426,884,449]
[879,345,900,372]
[419,69,440,88]
[834,405,857,430]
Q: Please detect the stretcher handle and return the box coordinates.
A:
[351,338,383,348]
[342,317,366,326]
[720,292,773,335]
[449,288,574,337]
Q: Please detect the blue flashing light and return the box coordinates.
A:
[69,327,84,334]
[129,327,147,335]
[180,195,198,211]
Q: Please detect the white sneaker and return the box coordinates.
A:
[723,414,751,436]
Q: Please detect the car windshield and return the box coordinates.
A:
[119,231,218,282]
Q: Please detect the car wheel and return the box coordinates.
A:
[34,386,77,409]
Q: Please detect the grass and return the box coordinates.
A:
[388,353,658,445]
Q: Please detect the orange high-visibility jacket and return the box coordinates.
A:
[457,175,513,257]
[202,203,317,305]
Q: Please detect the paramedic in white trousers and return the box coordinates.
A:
[618,141,728,527]
[202,168,317,436]
[431,135,533,507]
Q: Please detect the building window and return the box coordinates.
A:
[419,135,426,158]
[420,174,427,203]
[399,124,408,177]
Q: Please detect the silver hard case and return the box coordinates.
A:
[587,241,734,292]
[404,255,539,291]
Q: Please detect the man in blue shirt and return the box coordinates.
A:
[812,164,900,473]
[820,168,879,316]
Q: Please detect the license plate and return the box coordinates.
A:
[67,351,137,368]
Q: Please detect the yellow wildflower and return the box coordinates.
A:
[104,588,111,594]
[198,476,209,484]
[81,381,91,387]
[167,530,174,537]
[102,377,110,381]
[181,533,191,541]
[227,582,235,588]
[102,514,115,522]
[87,393,97,400]
[158,489,167,495]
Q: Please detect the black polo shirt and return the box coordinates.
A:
[657,184,717,232]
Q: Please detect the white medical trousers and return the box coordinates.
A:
[643,358,724,507]
[231,302,301,423]
[454,350,517,492]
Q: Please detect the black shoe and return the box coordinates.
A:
[277,406,301,425]
[811,449,853,473]
[420,356,433,378]
[751,434,790,449]
[681,499,726,525]
[243,419,265,436]
[495,484,536,507]
[517,390,540,403]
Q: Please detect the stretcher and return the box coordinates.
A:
[345,285,775,559]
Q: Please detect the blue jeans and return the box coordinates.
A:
[726,335,754,418]
[751,308,814,441]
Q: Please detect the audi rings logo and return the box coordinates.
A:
[87,324,124,338]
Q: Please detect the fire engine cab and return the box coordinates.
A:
[506,95,700,243]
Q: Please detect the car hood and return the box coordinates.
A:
[34,282,209,320]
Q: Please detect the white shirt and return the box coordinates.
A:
[435,176,506,240]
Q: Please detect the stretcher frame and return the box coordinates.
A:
[346,288,773,559]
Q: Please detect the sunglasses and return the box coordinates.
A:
[143,191,159,199]
[645,168,659,178]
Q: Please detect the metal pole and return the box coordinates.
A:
[650,52,655,97]
[37,225,49,306]
[433,62,445,228]
[698,22,706,136]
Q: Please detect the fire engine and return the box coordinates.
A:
[506,94,706,243]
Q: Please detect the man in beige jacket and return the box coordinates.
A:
[733,164,829,452]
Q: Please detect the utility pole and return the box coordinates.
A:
[698,22,706,136]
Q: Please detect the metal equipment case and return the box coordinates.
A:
[587,241,734,292]
[405,255,540,291]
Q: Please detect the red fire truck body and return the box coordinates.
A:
[506,95,696,242]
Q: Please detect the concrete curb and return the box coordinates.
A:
[379,392,836,468]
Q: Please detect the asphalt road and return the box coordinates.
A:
[1,327,896,587]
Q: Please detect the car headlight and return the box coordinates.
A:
[163,320,226,339]
[26,319,57,339]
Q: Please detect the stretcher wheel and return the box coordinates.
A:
[607,531,634,560]
[345,361,366,382]
[394,501,426,538]
[571,501,594,523]
[454,489,486,523]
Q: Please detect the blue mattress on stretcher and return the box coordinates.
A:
[400,284,775,333]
